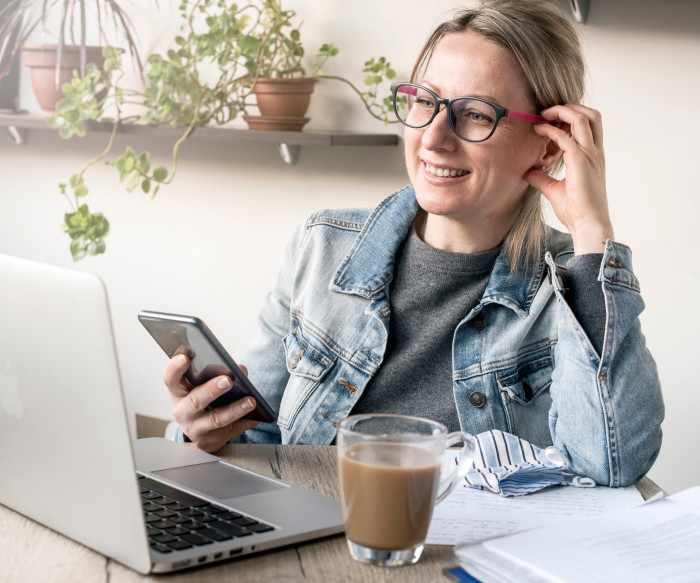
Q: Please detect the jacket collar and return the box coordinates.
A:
[330,185,419,298]
[330,185,546,316]
[480,246,546,318]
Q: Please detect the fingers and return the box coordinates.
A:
[526,103,613,252]
[178,396,260,453]
[537,103,603,154]
[163,354,259,451]
[163,354,192,399]
[200,394,256,430]
[186,375,234,411]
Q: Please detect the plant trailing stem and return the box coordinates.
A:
[321,75,394,123]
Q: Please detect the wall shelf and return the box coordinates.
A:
[0,112,400,165]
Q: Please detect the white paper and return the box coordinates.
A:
[456,544,561,583]
[456,486,700,583]
[426,451,644,545]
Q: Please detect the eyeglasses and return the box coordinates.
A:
[390,82,549,143]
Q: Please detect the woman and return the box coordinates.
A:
[163,0,663,487]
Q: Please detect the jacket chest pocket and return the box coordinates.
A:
[496,351,554,446]
[278,326,335,429]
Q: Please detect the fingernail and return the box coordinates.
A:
[177,354,188,366]
[241,398,254,412]
[217,377,232,390]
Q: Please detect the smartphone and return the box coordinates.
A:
[138,310,276,423]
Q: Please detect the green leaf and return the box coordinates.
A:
[93,216,110,238]
[70,238,88,261]
[139,152,150,173]
[152,166,168,182]
[92,239,107,255]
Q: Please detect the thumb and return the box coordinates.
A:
[524,167,560,203]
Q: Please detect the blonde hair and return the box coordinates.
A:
[411,0,585,271]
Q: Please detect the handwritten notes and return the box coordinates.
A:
[427,452,644,546]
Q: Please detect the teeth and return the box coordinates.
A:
[426,163,467,178]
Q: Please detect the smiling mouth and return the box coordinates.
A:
[424,162,469,178]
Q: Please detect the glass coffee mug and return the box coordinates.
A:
[336,414,476,567]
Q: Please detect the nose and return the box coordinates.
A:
[420,104,458,151]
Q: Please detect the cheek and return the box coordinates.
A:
[486,133,543,175]
[403,131,422,176]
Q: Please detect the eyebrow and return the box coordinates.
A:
[420,80,502,106]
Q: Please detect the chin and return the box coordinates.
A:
[415,198,467,219]
[414,183,474,217]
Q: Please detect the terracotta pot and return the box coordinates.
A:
[246,77,318,131]
[22,44,106,117]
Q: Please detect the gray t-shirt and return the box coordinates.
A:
[351,227,607,433]
[352,228,500,432]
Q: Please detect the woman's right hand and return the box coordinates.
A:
[163,354,260,452]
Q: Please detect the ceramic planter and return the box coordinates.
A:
[245,77,318,131]
[22,44,106,116]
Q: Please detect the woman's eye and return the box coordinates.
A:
[464,110,493,124]
[415,97,435,109]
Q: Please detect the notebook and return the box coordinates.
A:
[0,253,344,574]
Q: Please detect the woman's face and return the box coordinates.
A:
[404,30,547,233]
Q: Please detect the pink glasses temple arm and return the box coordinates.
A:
[507,110,549,124]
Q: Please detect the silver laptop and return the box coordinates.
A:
[0,253,343,574]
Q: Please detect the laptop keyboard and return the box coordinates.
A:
[138,475,275,554]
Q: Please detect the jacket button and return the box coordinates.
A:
[469,391,486,408]
[288,354,301,369]
[469,314,486,330]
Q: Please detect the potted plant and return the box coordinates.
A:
[233,0,399,131]
[0,0,144,115]
[48,0,402,261]
[237,0,325,131]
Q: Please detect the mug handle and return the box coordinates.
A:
[435,431,476,504]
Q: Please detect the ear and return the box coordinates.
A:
[539,121,569,170]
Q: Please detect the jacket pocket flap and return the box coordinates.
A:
[498,355,553,405]
[283,327,334,381]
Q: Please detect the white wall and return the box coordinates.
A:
[1,0,698,494]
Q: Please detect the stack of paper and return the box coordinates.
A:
[454,487,700,583]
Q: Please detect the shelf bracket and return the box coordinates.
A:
[278,143,301,165]
[6,125,27,145]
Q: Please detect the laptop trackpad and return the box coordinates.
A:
[153,461,286,500]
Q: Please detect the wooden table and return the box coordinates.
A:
[0,443,662,583]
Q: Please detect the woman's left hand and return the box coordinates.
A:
[524,103,614,254]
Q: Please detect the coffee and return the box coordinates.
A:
[338,442,441,550]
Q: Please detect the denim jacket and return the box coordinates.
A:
[194,185,663,486]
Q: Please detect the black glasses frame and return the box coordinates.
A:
[390,82,547,143]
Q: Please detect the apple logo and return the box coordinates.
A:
[0,361,24,419]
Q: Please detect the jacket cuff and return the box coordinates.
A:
[173,424,188,443]
[599,240,640,291]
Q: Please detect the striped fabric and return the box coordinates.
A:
[453,430,592,497]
